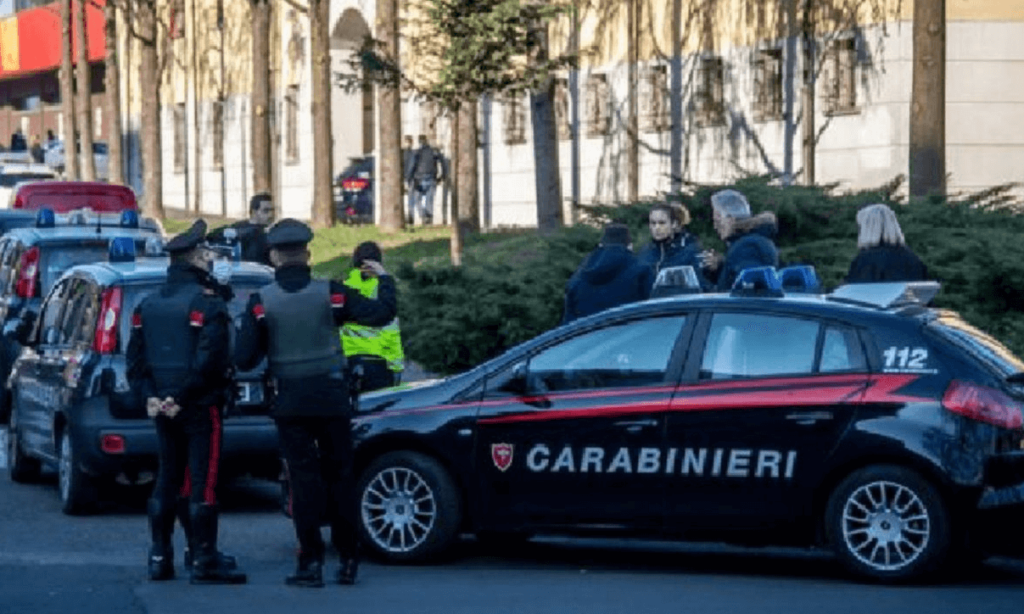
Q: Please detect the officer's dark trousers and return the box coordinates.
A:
[153,406,223,509]
[349,355,396,393]
[276,416,358,563]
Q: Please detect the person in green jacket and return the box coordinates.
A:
[340,242,404,392]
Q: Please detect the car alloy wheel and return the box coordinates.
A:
[361,466,438,554]
[841,480,930,572]
[58,430,96,515]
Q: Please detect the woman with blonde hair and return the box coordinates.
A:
[845,203,928,283]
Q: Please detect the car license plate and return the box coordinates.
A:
[237,382,263,405]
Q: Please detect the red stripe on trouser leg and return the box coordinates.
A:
[204,407,223,505]
[179,469,192,497]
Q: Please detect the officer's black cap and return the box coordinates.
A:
[164,219,208,254]
[267,218,314,249]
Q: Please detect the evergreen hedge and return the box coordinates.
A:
[398,177,1024,375]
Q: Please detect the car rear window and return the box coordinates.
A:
[40,239,154,295]
[929,315,1024,378]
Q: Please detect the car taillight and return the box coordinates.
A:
[93,286,123,354]
[15,246,40,298]
[342,178,368,191]
[101,434,125,454]
[942,380,1024,430]
[11,192,24,209]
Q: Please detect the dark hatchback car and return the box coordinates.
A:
[334,156,373,225]
[5,247,278,514]
[345,271,1024,582]
[0,210,163,424]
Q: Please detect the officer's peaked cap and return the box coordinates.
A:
[267,218,314,249]
[164,219,208,254]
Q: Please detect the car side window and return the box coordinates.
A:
[700,313,819,379]
[38,280,70,346]
[0,240,18,294]
[527,315,687,392]
[60,280,97,347]
[819,326,867,373]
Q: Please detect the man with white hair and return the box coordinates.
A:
[703,189,779,291]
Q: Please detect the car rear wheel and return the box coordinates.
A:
[357,451,461,563]
[826,465,950,583]
[8,404,41,483]
[58,430,97,515]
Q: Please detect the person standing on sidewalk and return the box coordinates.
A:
[234,219,398,588]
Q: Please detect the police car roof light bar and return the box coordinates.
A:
[35,208,56,228]
[119,210,140,228]
[731,266,784,297]
[778,265,822,294]
[828,281,941,310]
[108,237,136,263]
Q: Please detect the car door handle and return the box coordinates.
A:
[785,411,834,425]
[614,418,659,433]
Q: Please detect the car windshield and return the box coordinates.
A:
[929,314,1024,378]
[0,173,55,187]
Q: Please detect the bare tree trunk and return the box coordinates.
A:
[60,0,79,180]
[669,0,682,193]
[309,0,334,227]
[250,0,272,196]
[376,0,403,232]
[75,0,96,180]
[449,107,462,266]
[625,0,638,201]
[457,101,479,235]
[138,0,164,218]
[909,0,946,197]
[530,22,562,234]
[104,1,124,184]
[800,4,815,186]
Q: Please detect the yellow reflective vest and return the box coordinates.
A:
[340,268,405,372]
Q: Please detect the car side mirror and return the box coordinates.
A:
[12,310,37,346]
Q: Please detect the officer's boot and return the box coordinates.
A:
[178,498,237,570]
[147,499,176,581]
[336,555,359,586]
[285,553,325,588]
[188,503,247,585]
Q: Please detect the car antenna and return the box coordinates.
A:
[96,207,102,236]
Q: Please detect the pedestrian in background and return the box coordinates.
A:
[127,220,247,585]
[234,219,398,588]
[846,203,928,283]
[30,135,44,163]
[563,223,654,324]
[637,202,710,290]
[341,241,405,392]
[406,135,443,225]
[230,193,274,265]
[702,189,779,291]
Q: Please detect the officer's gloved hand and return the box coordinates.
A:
[212,260,232,286]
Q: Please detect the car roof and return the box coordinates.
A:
[2,224,161,245]
[65,259,275,287]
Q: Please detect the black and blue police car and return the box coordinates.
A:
[346,266,1024,582]
[5,237,279,514]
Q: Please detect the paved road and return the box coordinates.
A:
[2,450,1024,614]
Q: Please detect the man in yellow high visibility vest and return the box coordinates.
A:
[341,242,404,392]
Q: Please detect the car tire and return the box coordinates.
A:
[826,464,951,583]
[58,430,97,515]
[357,451,462,563]
[8,403,41,483]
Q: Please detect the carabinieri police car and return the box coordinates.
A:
[349,266,1024,583]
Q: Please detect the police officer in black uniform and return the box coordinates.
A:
[126,219,247,585]
[234,219,397,588]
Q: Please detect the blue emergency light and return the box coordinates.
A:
[119,210,140,228]
[731,266,784,297]
[108,237,136,263]
[778,265,822,293]
[35,208,56,228]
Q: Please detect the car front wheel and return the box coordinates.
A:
[826,464,951,583]
[357,451,461,563]
[58,430,97,515]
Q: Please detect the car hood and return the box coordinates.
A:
[357,375,463,415]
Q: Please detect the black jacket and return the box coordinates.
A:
[563,246,655,324]
[234,264,397,417]
[637,231,710,290]
[715,212,780,291]
[846,244,928,283]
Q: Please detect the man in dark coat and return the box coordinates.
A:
[702,190,779,291]
[126,219,247,585]
[562,223,655,324]
[208,193,274,265]
[845,203,928,283]
[234,219,398,588]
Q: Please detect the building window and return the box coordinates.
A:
[823,37,858,115]
[585,73,610,137]
[640,64,670,133]
[554,77,571,140]
[285,84,299,164]
[753,48,784,122]
[695,57,725,126]
[503,91,526,145]
[173,103,186,173]
[212,100,224,170]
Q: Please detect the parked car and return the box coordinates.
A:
[0,151,35,167]
[0,209,162,424]
[334,156,373,225]
[339,268,1024,582]
[9,180,137,212]
[0,163,58,208]
[43,141,109,181]
[5,244,279,514]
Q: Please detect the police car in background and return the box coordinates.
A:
[346,266,1024,582]
[5,238,279,514]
